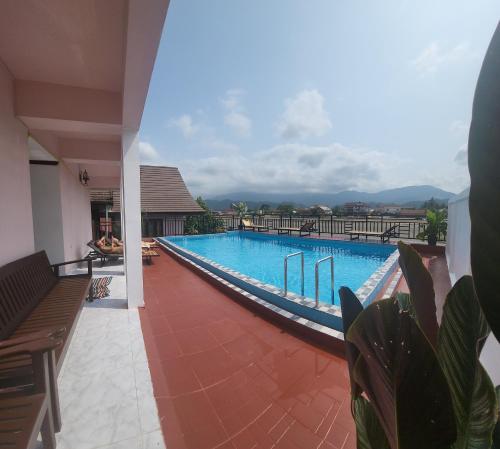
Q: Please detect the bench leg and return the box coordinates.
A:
[48,351,62,432]
[41,406,56,449]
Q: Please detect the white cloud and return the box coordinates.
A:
[277,89,332,140]
[220,89,252,137]
[450,119,469,137]
[168,114,199,138]
[454,144,468,166]
[179,143,404,196]
[411,42,474,75]
[206,138,239,153]
[224,111,252,138]
[139,141,163,164]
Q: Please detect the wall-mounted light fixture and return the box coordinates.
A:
[79,169,90,186]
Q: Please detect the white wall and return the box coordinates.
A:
[447,188,500,385]
[446,188,471,285]
[59,162,92,262]
[0,62,35,267]
[30,164,65,263]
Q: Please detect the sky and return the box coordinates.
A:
[139,0,500,198]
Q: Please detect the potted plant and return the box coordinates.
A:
[417,209,447,246]
[231,202,248,229]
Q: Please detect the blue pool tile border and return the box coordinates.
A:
[157,233,399,333]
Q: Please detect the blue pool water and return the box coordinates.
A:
[162,232,395,305]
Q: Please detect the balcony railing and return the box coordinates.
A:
[141,214,446,242]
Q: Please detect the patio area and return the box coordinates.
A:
[141,250,356,449]
[52,261,164,449]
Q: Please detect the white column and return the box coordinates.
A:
[121,131,144,308]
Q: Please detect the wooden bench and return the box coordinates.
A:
[0,334,63,449]
[0,251,93,436]
[277,221,316,237]
[348,225,399,243]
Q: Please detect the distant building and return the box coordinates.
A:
[90,165,203,238]
[399,208,427,218]
[343,202,369,215]
[307,205,333,215]
[376,205,402,215]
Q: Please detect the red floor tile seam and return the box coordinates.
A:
[141,250,356,449]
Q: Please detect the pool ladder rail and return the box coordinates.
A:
[283,252,335,307]
[283,252,304,297]
[315,255,334,307]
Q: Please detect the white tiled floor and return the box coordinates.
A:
[51,261,165,449]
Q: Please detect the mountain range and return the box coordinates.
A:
[205,185,455,210]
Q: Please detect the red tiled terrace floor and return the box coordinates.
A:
[140,250,356,449]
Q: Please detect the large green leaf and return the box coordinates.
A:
[347,297,456,449]
[397,241,439,347]
[353,396,390,449]
[339,286,364,397]
[438,276,496,449]
[493,386,500,449]
[469,23,500,343]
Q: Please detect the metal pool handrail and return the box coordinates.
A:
[284,252,304,297]
[315,256,334,307]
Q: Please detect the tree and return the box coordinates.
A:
[277,203,295,214]
[259,204,271,213]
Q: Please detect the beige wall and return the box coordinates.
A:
[0,62,34,267]
[59,162,92,262]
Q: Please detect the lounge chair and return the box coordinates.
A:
[87,240,123,266]
[348,225,399,244]
[88,240,161,266]
[241,218,269,232]
[277,221,316,237]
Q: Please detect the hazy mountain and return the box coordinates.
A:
[205,185,455,210]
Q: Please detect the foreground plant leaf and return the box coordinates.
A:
[339,286,364,397]
[352,396,390,449]
[438,276,496,449]
[347,298,456,449]
[397,241,439,347]
[493,386,500,449]
[468,23,500,343]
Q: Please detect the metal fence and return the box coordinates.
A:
[142,214,446,242]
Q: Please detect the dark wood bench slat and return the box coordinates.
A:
[0,251,92,442]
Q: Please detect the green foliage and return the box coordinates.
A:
[438,276,497,449]
[397,242,438,346]
[417,209,447,245]
[493,387,500,449]
[231,201,248,218]
[353,396,390,449]
[339,242,498,449]
[195,196,210,212]
[468,23,500,343]
[259,204,271,213]
[422,197,448,211]
[184,197,224,234]
[346,297,456,449]
[276,203,295,214]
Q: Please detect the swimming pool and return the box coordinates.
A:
[160,232,396,305]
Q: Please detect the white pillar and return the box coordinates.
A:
[121,131,144,308]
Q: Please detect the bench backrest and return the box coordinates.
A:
[0,251,57,340]
[382,225,399,236]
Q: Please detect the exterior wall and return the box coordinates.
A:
[0,62,34,267]
[59,162,92,262]
[446,188,500,384]
[446,188,471,285]
[30,164,65,263]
